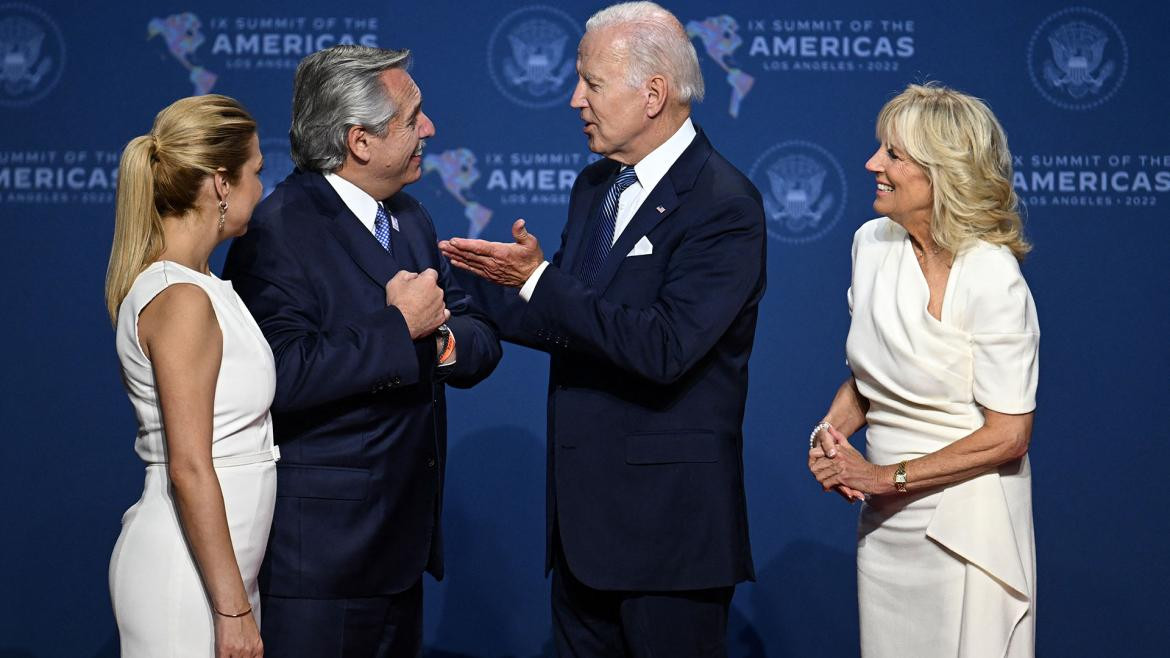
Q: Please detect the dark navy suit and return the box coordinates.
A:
[488,130,765,654]
[223,170,500,655]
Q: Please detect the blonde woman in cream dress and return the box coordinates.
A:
[808,83,1039,657]
[105,95,274,658]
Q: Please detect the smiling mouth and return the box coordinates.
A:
[877,183,894,192]
[413,140,426,157]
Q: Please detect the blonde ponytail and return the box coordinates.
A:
[103,94,257,325]
[105,135,165,324]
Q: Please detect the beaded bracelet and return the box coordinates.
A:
[809,420,833,449]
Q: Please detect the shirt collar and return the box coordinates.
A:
[323,172,382,233]
[631,117,696,193]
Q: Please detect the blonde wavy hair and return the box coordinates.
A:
[104,94,256,324]
[877,82,1031,260]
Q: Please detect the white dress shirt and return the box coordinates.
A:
[324,172,389,235]
[520,117,697,300]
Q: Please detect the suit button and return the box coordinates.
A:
[426,458,436,468]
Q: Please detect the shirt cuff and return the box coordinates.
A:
[519,261,550,302]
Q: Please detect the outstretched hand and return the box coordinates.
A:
[438,219,544,288]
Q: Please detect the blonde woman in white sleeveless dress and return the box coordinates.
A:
[105,95,274,658]
[808,83,1039,657]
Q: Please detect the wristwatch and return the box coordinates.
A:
[893,461,908,493]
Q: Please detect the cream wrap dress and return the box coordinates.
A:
[845,218,1039,657]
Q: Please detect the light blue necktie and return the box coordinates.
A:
[579,166,638,286]
[373,204,393,255]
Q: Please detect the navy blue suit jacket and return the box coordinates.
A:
[223,170,501,598]
[489,130,765,591]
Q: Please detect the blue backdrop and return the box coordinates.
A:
[2,1,1168,655]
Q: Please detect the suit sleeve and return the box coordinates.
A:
[416,203,502,388]
[520,193,765,385]
[224,219,421,413]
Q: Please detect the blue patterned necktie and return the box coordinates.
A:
[579,166,638,286]
[373,204,393,255]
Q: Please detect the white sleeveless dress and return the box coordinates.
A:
[846,218,1039,657]
[109,260,278,657]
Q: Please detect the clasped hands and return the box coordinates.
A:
[808,426,881,504]
[384,268,449,340]
[438,219,544,288]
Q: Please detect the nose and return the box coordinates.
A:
[865,146,885,173]
[569,77,587,109]
[418,111,436,139]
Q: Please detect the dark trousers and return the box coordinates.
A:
[551,546,733,658]
[260,579,423,658]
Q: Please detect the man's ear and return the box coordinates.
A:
[347,125,371,164]
[645,74,668,118]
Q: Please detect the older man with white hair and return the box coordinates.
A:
[441,3,766,655]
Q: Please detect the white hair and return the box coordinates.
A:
[290,45,411,173]
[585,1,704,104]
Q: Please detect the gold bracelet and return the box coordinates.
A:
[213,604,253,618]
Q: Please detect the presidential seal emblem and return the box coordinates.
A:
[1028,7,1127,110]
[487,5,580,109]
[0,3,66,107]
[749,140,847,244]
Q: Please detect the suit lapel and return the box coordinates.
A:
[590,181,679,292]
[384,195,423,272]
[304,172,403,287]
[589,128,714,293]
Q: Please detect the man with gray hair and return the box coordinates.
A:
[225,45,501,656]
[441,2,765,655]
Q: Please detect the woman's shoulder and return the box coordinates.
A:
[853,216,904,247]
[121,262,217,317]
[851,217,902,262]
[957,240,1027,290]
[953,240,1037,332]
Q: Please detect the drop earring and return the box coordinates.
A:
[218,201,228,231]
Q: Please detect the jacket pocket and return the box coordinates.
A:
[276,464,370,501]
[625,430,719,465]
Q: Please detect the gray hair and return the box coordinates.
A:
[290,45,411,173]
[585,1,704,104]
